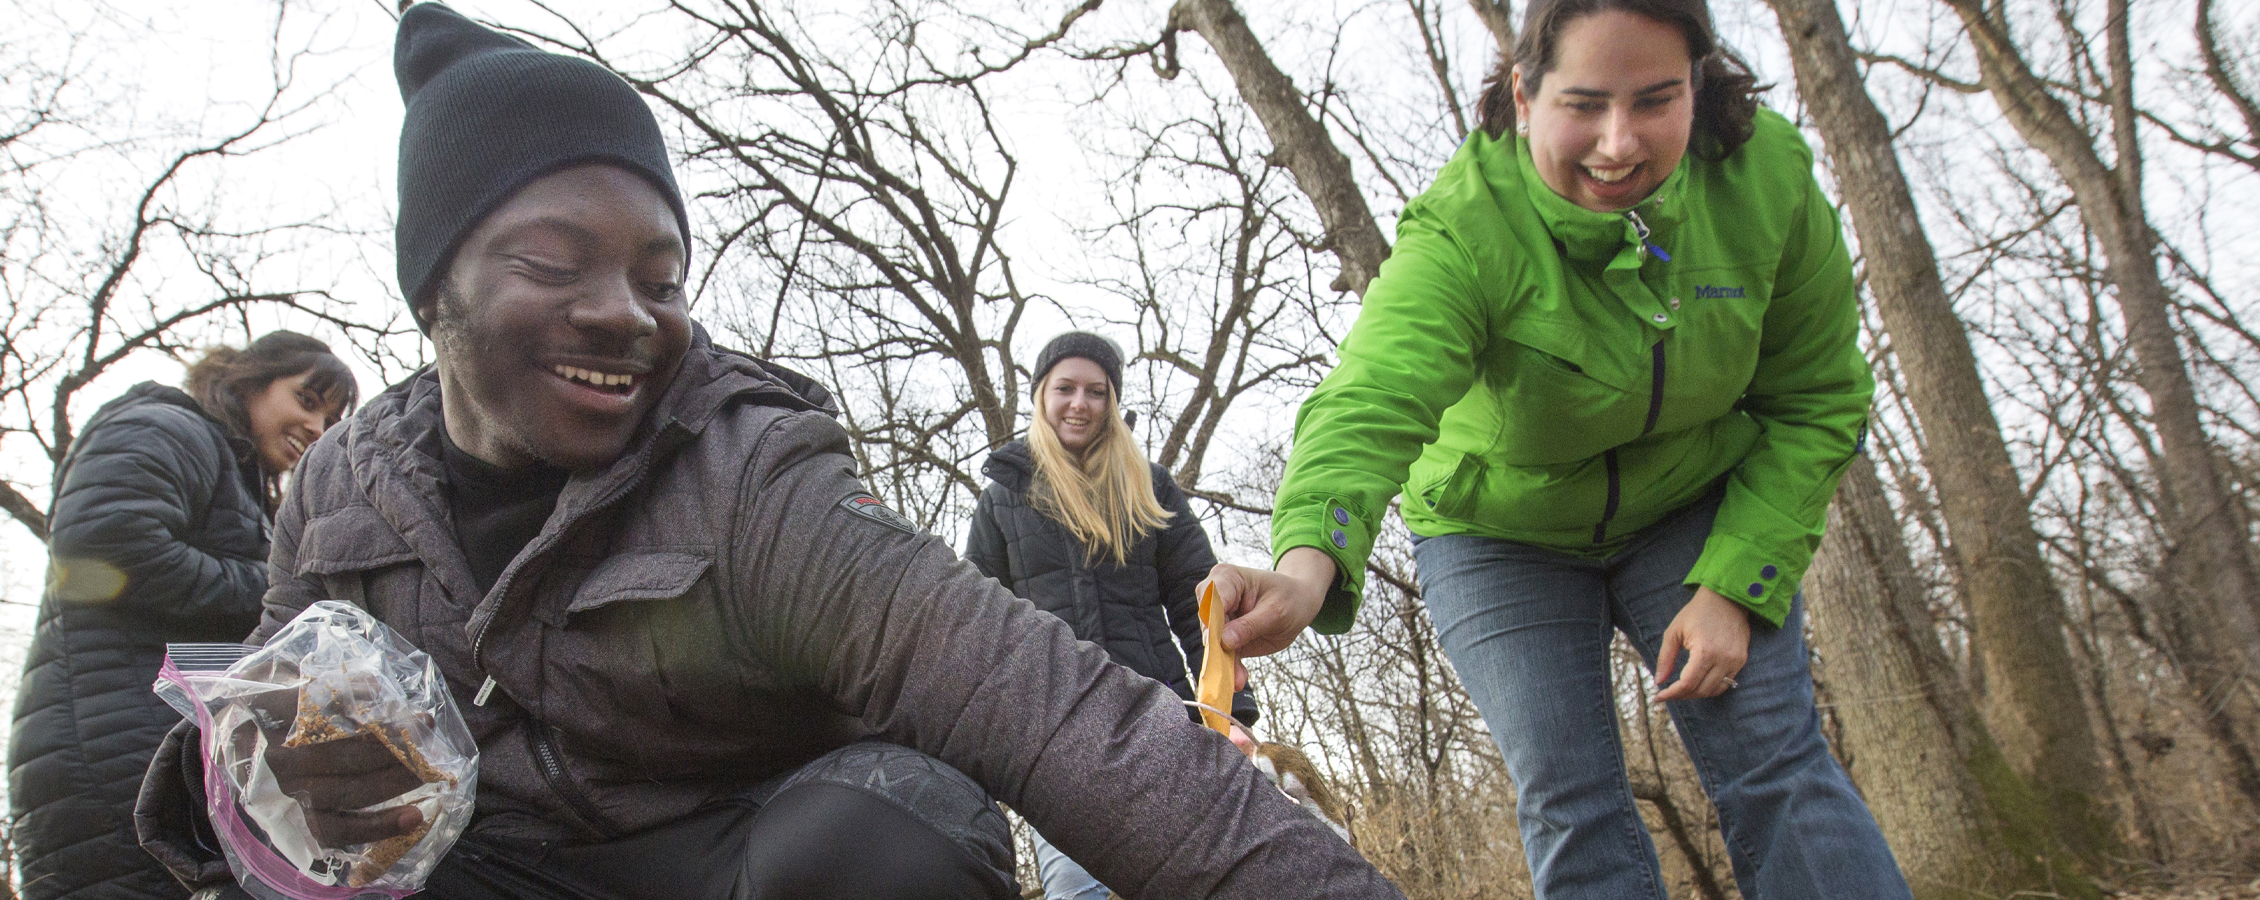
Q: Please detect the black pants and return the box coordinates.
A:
[419,743,1015,900]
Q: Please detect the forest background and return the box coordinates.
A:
[1,0,2256,897]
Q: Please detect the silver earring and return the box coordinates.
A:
[1516,121,1529,136]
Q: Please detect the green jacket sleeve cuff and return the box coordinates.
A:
[1684,519,1802,627]
[1271,492,1375,635]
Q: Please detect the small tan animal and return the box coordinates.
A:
[1251,742,1352,844]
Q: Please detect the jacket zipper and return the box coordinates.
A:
[1642,341,1666,436]
[468,449,651,703]
[1624,209,1670,261]
[1592,449,1622,544]
[460,456,652,842]
[1596,209,1670,546]
[527,720,621,840]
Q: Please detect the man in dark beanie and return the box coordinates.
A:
[135,5,1401,900]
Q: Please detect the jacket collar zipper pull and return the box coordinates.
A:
[474,675,497,707]
[1624,209,1670,262]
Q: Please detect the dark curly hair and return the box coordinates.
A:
[1474,0,1765,160]
[184,331,358,498]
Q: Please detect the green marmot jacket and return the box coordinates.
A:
[1274,108,1872,630]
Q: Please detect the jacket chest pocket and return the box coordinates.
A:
[1484,313,1650,465]
[541,553,742,763]
[1655,265,1770,427]
[294,506,421,618]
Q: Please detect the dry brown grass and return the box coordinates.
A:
[2112,875,2260,900]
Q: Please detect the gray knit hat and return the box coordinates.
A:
[1031,332,1124,395]
[393,2,688,329]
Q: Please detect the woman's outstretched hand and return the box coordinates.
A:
[1204,547,1336,688]
[1654,586,1751,702]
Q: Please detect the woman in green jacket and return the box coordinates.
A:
[1206,0,1909,896]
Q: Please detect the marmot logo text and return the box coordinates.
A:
[1695,284,1747,299]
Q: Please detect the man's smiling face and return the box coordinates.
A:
[423,164,690,472]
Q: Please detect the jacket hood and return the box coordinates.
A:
[662,322,839,427]
[981,438,1033,492]
[78,381,242,464]
[331,322,844,609]
[95,382,212,428]
[343,324,836,496]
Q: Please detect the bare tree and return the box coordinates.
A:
[1157,0,1392,296]
[1072,81,1344,490]
[1763,0,2120,871]
[1914,0,2260,818]
[511,0,1136,523]
[1806,457,2093,897]
[0,3,390,541]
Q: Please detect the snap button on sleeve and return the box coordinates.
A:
[1747,583,1765,599]
[1331,529,1349,549]
[1651,312,1669,324]
[1334,507,1350,525]
[1761,564,1778,580]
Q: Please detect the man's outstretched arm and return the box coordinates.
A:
[723,411,1401,899]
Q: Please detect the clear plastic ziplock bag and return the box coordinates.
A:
[154,601,478,900]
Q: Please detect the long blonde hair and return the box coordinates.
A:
[1027,386,1172,566]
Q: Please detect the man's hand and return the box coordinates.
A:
[1203,547,1335,689]
[1654,586,1751,702]
[263,733,428,845]
[233,690,427,847]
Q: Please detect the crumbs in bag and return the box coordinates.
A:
[369,722,452,786]
[284,691,454,786]
[285,691,359,747]
[348,819,433,888]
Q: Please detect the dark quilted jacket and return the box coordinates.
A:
[10,383,269,900]
[134,336,1399,899]
[964,441,1255,725]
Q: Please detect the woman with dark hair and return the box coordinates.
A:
[964,332,1258,900]
[10,331,356,900]
[1205,1,1910,896]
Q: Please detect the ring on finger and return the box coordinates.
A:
[1722,675,1738,689]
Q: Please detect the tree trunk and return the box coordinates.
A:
[1165,0,1391,295]
[1807,458,2095,899]
[1939,0,2260,815]
[1766,0,2121,867]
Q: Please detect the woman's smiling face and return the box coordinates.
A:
[1042,357,1111,454]
[242,369,345,473]
[1514,10,1696,213]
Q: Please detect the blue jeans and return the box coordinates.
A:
[1028,826,1110,900]
[1412,494,1910,900]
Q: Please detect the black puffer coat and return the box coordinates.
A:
[10,383,270,900]
[964,440,1256,725]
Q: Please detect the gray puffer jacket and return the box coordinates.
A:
[965,440,1256,725]
[136,336,1398,899]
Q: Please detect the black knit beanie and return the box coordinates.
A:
[1030,332,1124,395]
[394,2,689,330]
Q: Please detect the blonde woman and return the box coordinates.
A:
[964,332,1256,900]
